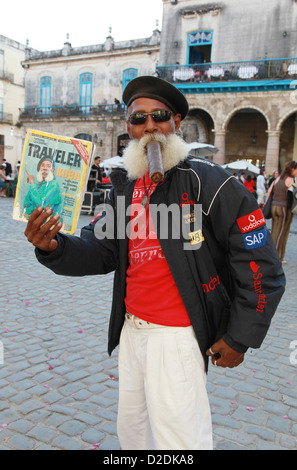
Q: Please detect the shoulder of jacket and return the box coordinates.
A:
[181,155,229,175]
[178,156,236,214]
[178,156,247,216]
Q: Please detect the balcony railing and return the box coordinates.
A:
[156,57,297,83]
[20,103,126,119]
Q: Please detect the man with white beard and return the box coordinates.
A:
[23,156,62,218]
[24,76,285,451]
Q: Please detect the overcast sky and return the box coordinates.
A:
[2,0,163,51]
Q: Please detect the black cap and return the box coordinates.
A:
[37,156,55,171]
[122,75,189,120]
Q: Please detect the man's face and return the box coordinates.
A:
[126,98,181,140]
[39,160,54,180]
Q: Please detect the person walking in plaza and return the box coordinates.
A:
[24,76,285,451]
[268,160,297,264]
[0,164,7,197]
[256,168,266,208]
[268,169,279,188]
[244,174,256,195]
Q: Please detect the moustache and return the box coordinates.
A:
[123,133,189,181]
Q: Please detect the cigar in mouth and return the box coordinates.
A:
[147,140,164,183]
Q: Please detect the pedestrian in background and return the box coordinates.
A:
[0,164,6,197]
[269,160,297,263]
[244,174,256,195]
[257,168,266,209]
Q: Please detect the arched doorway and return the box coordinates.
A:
[181,108,215,148]
[117,133,130,156]
[225,108,268,167]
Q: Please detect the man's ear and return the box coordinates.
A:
[126,120,132,139]
[174,113,182,133]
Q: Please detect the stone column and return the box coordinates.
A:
[265,130,280,175]
[213,130,226,165]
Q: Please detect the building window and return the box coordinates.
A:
[74,133,92,142]
[40,76,52,112]
[122,68,138,94]
[187,31,213,64]
[79,73,93,113]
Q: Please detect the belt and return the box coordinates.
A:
[125,313,166,329]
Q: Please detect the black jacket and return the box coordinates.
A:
[36,156,285,370]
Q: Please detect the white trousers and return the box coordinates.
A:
[117,314,213,450]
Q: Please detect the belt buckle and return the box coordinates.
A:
[126,313,139,329]
[126,313,149,329]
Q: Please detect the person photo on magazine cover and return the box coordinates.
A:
[23,156,63,219]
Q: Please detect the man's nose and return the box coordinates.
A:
[144,114,158,133]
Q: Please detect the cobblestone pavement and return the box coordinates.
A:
[0,197,296,450]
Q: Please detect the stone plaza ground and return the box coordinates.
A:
[0,196,297,450]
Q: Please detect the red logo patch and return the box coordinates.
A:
[180,193,195,207]
[201,275,220,293]
[249,261,267,313]
[236,209,265,234]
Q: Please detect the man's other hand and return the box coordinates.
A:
[206,338,245,368]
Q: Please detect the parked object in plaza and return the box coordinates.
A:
[222,160,260,177]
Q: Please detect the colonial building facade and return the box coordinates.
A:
[19,0,297,174]
[19,29,160,164]
[0,35,25,168]
[158,0,297,173]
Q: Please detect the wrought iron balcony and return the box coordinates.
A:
[19,102,126,119]
[156,57,297,93]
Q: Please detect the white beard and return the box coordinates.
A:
[36,170,54,183]
[122,133,189,180]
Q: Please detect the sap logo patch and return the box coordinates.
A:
[237,209,266,234]
[243,228,267,250]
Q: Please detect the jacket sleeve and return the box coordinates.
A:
[208,174,285,352]
[35,190,118,277]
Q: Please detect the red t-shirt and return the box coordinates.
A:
[244,179,255,193]
[125,173,191,326]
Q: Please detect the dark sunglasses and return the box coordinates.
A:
[128,109,172,125]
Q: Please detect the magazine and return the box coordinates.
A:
[13,129,95,234]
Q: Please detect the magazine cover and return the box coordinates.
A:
[13,129,95,234]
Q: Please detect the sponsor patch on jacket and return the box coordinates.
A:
[236,209,265,234]
[243,228,267,250]
[201,275,220,293]
[188,229,205,245]
[249,261,267,313]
